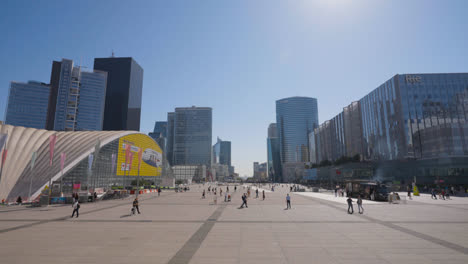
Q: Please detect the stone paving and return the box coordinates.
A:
[1,184,468,264]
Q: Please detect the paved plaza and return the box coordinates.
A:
[1,185,468,264]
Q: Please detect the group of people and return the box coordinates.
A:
[346,195,364,214]
[431,188,451,200]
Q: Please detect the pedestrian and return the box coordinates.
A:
[16,196,22,205]
[347,196,354,214]
[226,186,229,193]
[158,187,161,196]
[133,197,141,214]
[357,195,364,214]
[431,189,437,200]
[286,194,291,209]
[256,189,259,198]
[224,192,228,202]
[93,192,98,201]
[262,190,265,200]
[240,193,248,208]
[202,190,205,199]
[220,189,223,197]
[234,186,237,192]
[71,200,80,218]
[407,185,412,200]
[334,188,338,197]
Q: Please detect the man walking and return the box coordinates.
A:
[256,189,259,198]
[407,185,412,200]
[347,196,354,214]
[286,194,291,209]
[202,189,205,199]
[71,200,80,218]
[158,187,161,196]
[357,195,364,214]
[133,197,141,214]
[240,193,248,208]
[262,190,265,200]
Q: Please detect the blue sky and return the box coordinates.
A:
[1,0,467,177]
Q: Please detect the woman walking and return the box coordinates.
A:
[357,195,364,214]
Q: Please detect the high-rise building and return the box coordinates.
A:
[267,123,282,182]
[149,121,168,154]
[51,59,107,131]
[212,137,231,166]
[46,61,62,130]
[93,57,143,131]
[173,107,212,167]
[5,81,50,129]
[166,112,175,165]
[276,97,319,163]
[315,73,468,163]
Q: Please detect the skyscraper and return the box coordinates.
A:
[166,112,175,165]
[51,59,107,131]
[267,123,282,182]
[173,107,212,167]
[212,137,231,166]
[93,57,143,131]
[149,121,168,153]
[276,97,319,163]
[5,81,50,129]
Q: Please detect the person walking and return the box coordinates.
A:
[158,187,161,196]
[286,194,291,209]
[256,189,259,198]
[71,200,80,218]
[220,189,223,197]
[16,196,22,205]
[262,190,265,200]
[234,186,237,192]
[407,185,412,200]
[357,195,364,214]
[431,188,437,200]
[133,197,141,214]
[202,190,205,199]
[240,193,248,208]
[347,196,354,214]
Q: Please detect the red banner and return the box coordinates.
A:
[60,153,66,171]
[49,134,57,166]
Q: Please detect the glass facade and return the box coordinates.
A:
[166,112,175,165]
[276,97,319,163]
[361,73,468,160]
[5,81,50,129]
[94,57,143,131]
[267,137,282,182]
[212,138,231,166]
[173,107,212,167]
[53,59,107,131]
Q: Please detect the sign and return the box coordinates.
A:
[405,75,422,84]
[116,134,162,177]
[73,183,81,189]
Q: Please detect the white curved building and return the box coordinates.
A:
[0,124,164,202]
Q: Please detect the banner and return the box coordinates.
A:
[73,183,81,189]
[138,148,143,170]
[30,151,37,171]
[49,134,57,166]
[88,154,94,171]
[116,134,162,177]
[128,151,134,171]
[60,153,66,171]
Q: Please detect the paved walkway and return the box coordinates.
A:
[1,184,468,264]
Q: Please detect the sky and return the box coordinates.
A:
[1,0,467,177]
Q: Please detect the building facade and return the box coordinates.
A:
[276,97,319,163]
[5,81,50,129]
[212,137,231,166]
[267,123,282,182]
[166,112,175,165]
[52,59,107,131]
[94,57,143,131]
[173,107,212,167]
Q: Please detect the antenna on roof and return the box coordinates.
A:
[111,50,115,58]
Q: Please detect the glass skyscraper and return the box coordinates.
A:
[173,107,212,167]
[166,112,175,165]
[213,137,231,166]
[5,81,50,129]
[53,59,107,131]
[94,57,143,131]
[276,97,319,163]
[267,123,282,182]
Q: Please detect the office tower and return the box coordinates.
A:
[46,61,62,130]
[166,112,175,165]
[212,137,231,166]
[253,162,267,180]
[51,59,107,131]
[276,97,319,163]
[93,57,143,131]
[267,123,282,182]
[5,81,50,129]
[173,107,212,167]
[149,121,168,153]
